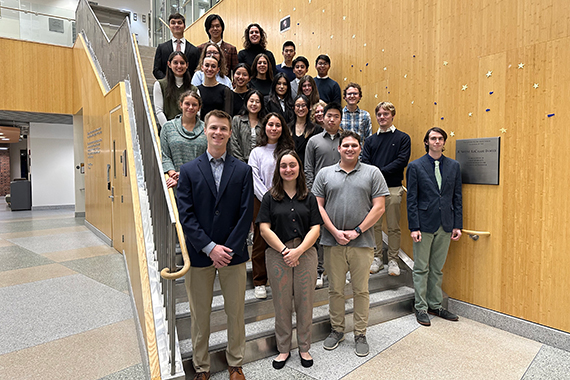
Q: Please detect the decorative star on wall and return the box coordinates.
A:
[450,131,455,137]
[518,63,524,69]
[500,128,507,133]
[468,112,473,117]
[486,71,493,78]
[462,85,468,91]
[533,83,539,89]
[383,67,387,71]
[443,61,448,66]
[404,74,407,78]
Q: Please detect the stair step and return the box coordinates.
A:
[175,266,412,339]
[179,285,415,374]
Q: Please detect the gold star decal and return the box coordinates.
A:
[450,131,455,137]
[533,83,539,89]
[518,63,524,69]
[500,128,507,133]
[462,85,468,91]
[443,61,449,66]
[486,71,493,78]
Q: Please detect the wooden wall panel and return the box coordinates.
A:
[0,38,74,114]
[186,0,570,332]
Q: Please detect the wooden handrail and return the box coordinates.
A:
[160,176,191,279]
[462,229,490,236]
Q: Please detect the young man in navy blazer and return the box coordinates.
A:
[406,127,463,327]
[177,110,253,380]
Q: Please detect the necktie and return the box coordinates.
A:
[176,39,181,52]
[434,160,442,190]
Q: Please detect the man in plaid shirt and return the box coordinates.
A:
[340,83,372,142]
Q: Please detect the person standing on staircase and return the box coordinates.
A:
[197,14,239,77]
[153,13,200,80]
[313,130,388,357]
[361,101,411,276]
[406,127,462,327]
[177,110,253,380]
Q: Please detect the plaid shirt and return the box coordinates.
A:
[340,106,372,141]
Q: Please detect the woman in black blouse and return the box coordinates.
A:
[237,23,277,75]
[257,150,322,370]
[265,72,294,124]
[289,94,323,166]
[249,53,273,97]
[197,55,233,120]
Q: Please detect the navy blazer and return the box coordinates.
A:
[406,154,463,233]
[153,40,200,80]
[177,152,254,267]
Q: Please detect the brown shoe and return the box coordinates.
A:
[228,366,245,380]
[193,372,210,380]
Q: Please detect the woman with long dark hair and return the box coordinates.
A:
[298,75,320,107]
[160,90,207,188]
[153,51,198,128]
[248,113,295,299]
[230,89,266,163]
[249,53,273,97]
[237,23,277,74]
[289,95,323,165]
[257,149,322,369]
[232,63,252,116]
[265,72,294,124]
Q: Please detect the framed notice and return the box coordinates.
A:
[280,15,291,33]
[455,137,500,185]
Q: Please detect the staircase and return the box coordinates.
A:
[174,248,419,377]
[138,45,157,96]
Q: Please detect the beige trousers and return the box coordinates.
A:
[373,186,404,262]
[324,245,374,335]
[185,263,247,372]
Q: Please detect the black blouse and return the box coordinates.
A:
[250,78,272,97]
[197,83,233,120]
[233,90,248,116]
[256,191,323,244]
[291,124,323,166]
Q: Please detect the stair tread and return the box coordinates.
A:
[178,285,414,356]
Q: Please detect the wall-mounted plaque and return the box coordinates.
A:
[280,16,291,33]
[455,137,500,185]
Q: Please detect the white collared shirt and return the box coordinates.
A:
[171,37,186,52]
[377,125,396,134]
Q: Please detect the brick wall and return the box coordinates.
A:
[0,148,10,196]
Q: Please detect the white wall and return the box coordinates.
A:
[28,123,75,207]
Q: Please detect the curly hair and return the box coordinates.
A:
[243,23,267,49]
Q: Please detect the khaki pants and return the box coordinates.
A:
[185,263,247,373]
[373,186,404,262]
[324,246,374,336]
[266,238,318,353]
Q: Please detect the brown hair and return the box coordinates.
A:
[343,82,362,98]
[375,101,396,116]
[204,109,232,128]
[339,130,362,146]
[310,100,327,125]
[243,23,268,49]
[257,113,295,157]
[198,42,228,77]
[298,75,320,107]
[251,53,274,82]
[423,127,447,152]
[178,90,202,110]
[270,149,309,201]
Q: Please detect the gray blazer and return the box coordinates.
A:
[230,115,261,163]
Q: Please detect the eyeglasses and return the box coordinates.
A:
[295,104,308,109]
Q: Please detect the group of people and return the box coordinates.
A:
[156,13,463,380]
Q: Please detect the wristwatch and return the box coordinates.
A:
[354,226,362,235]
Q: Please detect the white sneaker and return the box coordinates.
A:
[370,257,384,274]
[388,260,400,276]
[254,285,267,299]
[316,274,324,289]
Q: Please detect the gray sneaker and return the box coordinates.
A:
[323,330,344,350]
[354,334,369,356]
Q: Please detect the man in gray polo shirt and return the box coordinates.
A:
[313,130,389,357]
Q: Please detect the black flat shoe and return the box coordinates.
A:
[272,353,291,369]
[299,352,313,368]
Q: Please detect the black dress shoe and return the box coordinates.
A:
[415,309,431,326]
[428,307,459,321]
[299,351,313,368]
[272,352,291,369]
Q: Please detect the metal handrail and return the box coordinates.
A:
[76,0,183,377]
[0,5,75,22]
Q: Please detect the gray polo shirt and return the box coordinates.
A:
[304,130,342,190]
[312,161,389,247]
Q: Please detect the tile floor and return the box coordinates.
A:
[1,199,569,380]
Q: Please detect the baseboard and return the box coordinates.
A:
[84,219,112,246]
[75,211,86,218]
[449,298,570,352]
[31,204,75,211]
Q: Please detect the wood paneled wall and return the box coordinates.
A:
[185,0,570,333]
[0,38,74,114]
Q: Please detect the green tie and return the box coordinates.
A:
[434,160,442,190]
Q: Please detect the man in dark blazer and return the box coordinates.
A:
[153,13,200,80]
[197,14,238,77]
[406,127,463,327]
[177,110,253,380]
